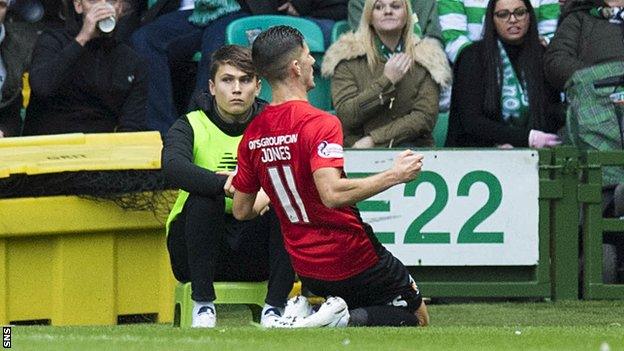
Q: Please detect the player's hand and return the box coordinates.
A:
[253,189,271,216]
[0,129,4,138]
[277,1,300,16]
[217,171,236,198]
[497,143,514,149]
[383,53,413,85]
[352,135,375,148]
[391,149,424,183]
[76,2,116,45]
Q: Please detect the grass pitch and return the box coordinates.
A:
[10,300,624,351]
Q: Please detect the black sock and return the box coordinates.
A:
[348,306,419,327]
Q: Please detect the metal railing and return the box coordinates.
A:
[578,150,624,299]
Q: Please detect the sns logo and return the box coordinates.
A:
[317,141,343,159]
[3,326,11,349]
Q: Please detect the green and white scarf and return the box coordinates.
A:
[590,6,624,24]
[375,36,404,60]
[499,41,529,127]
[188,0,240,26]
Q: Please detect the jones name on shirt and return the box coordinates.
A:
[248,134,298,163]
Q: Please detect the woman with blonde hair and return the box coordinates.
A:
[321,0,451,148]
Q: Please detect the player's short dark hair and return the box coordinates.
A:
[209,45,257,81]
[251,25,305,83]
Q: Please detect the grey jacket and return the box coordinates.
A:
[544,2,624,90]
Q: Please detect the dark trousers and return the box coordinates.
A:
[167,194,295,306]
[300,247,422,312]
[0,96,22,137]
[130,10,250,134]
[300,247,422,326]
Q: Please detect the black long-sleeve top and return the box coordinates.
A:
[162,92,266,197]
[22,28,147,136]
[288,0,347,20]
[446,41,563,147]
[239,0,348,21]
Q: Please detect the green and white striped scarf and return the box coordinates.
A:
[188,0,240,26]
[499,41,529,127]
[589,6,624,23]
[375,36,404,60]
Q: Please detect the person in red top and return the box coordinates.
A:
[231,25,429,327]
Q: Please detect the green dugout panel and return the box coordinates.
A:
[578,151,624,299]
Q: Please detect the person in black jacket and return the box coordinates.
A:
[0,0,38,138]
[446,0,564,148]
[162,45,294,328]
[262,0,347,45]
[22,0,147,136]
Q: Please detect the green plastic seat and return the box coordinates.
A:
[308,53,333,111]
[173,281,268,328]
[225,15,332,111]
[330,20,350,43]
[433,111,449,147]
[226,15,324,52]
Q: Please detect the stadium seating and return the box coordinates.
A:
[330,20,350,43]
[433,111,449,147]
[225,15,332,111]
[226,15,324,52]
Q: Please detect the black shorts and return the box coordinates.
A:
[299,247,422,313]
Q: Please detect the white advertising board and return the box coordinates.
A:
[343,150,540,266]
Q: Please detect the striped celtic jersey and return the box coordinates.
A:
[438,0,560,62]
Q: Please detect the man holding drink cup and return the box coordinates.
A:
[22,0,148,135]
[75,0,119,43]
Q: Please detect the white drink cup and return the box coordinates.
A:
[97,3,116,33]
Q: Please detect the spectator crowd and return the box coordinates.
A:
[1,0,622,154]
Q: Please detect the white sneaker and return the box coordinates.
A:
[283,295,314,321]
[291,296,349,328]
[263,296,314,328]
[260,307,283,328]
[192,306,216,328]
